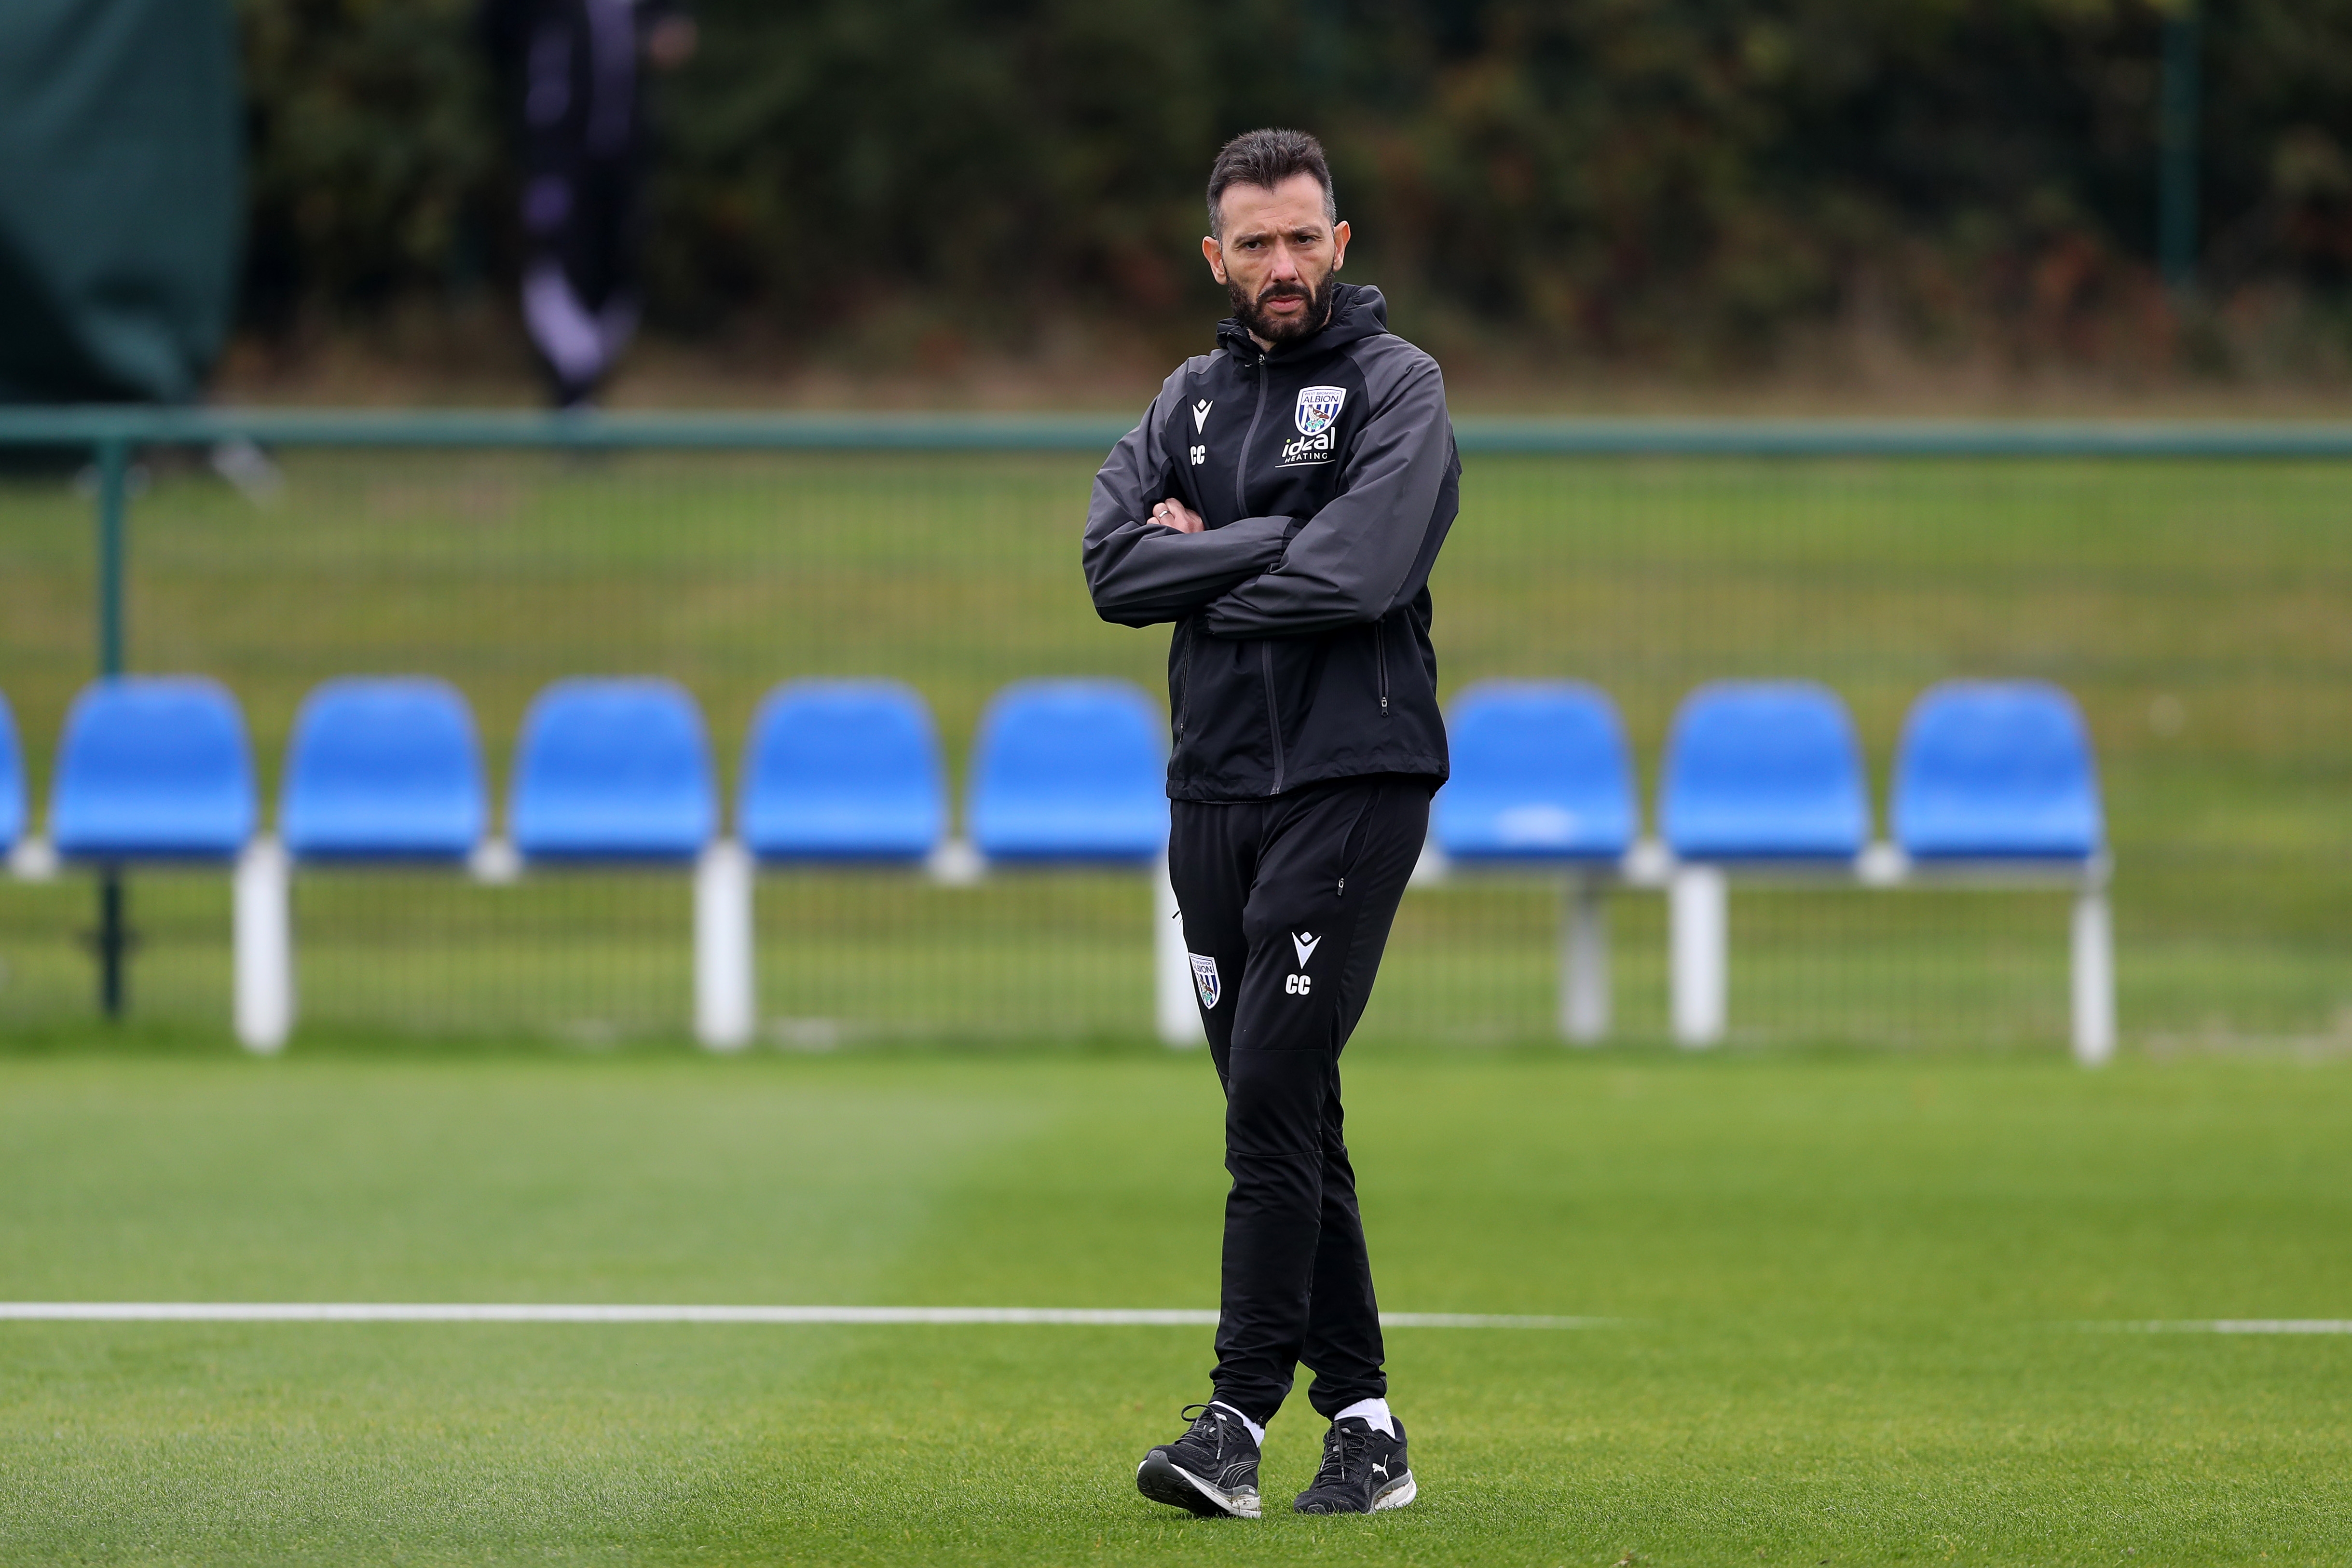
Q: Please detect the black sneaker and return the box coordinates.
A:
[1292,1415,1414,1514]
[1135,1403,1262,1518]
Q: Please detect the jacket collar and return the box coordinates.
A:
[1216,282,1389,368]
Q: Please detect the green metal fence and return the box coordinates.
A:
[1,408,2346,1052]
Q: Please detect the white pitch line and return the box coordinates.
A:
[2101,1319,2352,1336]
[0,1303,1612,1329]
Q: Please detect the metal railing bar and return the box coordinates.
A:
[5,406,2352,457]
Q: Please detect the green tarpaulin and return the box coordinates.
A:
[0,0,240,404]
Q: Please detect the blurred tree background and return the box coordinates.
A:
[237,0,2352,373]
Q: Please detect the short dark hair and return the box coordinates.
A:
[1206,128,1336,239]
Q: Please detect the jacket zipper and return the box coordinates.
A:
[1260,640,1285,795]
[1374,618,1390,716]
[1234,349,1269,516]
[1241,347,1282,791]
[1175,621,1194,738]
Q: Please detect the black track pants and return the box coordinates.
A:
[1169,774,1432,1427]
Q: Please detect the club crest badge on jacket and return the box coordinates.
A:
[1283,386,1348,465]
[1294,386,1346,436]
[1190,953,1222,1009]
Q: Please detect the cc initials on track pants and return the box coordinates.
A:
[1168,774,1433,1427]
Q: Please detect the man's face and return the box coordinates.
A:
[1203,173,1352,348]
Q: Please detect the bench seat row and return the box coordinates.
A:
[1,675,1168,869]
[0,674,2108,1059]
[1426,679,2110,1062]
[0,675,1182,1051]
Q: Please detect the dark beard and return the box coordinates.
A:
[1228,271,1336,345]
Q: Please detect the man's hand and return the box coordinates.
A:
[1149,498,1204,533]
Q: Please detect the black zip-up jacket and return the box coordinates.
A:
[1082,283,1458,802]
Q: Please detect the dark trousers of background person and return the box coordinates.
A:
[506,0,647,406]
[519,151,640,407]
[1169,774,1433,1427]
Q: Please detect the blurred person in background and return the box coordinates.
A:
[482,0,696,409]
[1085,127,1458,1521]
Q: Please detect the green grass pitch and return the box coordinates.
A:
[3,1038,2348,1564]
[3,445,2350,1558]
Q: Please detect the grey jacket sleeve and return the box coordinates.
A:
[1082,368,1296,628]
[1202,355,1452,640]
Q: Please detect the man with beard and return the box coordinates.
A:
[1082,127,1459,1519]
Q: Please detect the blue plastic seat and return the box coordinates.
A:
[968,680,1167,862]
[1892,681,2102,860]
[0,693,22,850]
[280,678,487,861]
[1659,681,1869,861]
[1436,681,1636,862]
[740,680,946,863]
[49,677,256,860]
[508,679,715,861]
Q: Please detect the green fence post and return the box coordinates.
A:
[94,436,129,1018]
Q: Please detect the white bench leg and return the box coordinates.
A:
[1670,865,1726,1047]
[1561,878,1609,1043]
[695,840,754,1051]
[2071,886,2115,1066]
[1154,855,1203,1048]
[233,838,292,1053]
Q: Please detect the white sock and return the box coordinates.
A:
[1210,1401,1266,1447]
[1332,1397,1395,1437]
